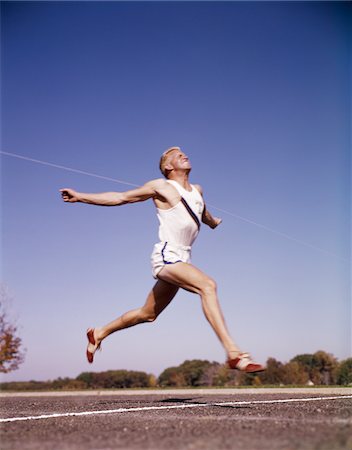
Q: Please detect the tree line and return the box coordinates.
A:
[158,351,352,387]
[1,351,351,391]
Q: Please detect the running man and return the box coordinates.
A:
[60,147,264,373]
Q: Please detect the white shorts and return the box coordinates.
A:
[151,241,192,279]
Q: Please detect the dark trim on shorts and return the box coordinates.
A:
[161,242,182,265]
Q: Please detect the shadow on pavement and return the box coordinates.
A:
[158,397,250,409]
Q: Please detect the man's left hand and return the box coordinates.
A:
[210,217,222,229]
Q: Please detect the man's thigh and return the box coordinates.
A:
[143,279,179,316]
[157,262,212,294]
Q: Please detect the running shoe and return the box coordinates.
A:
[227,352,265,373]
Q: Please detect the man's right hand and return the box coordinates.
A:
[60,188,80,203]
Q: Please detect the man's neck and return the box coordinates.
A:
[168,171,191,190]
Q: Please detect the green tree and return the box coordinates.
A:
[76,371,95,386]
[158,366,186,387]
[178,360,217,386]
[148,374,157,387]
[281,361,309,385]
[52,377,72,390]
[291,351,338,385]
[0,286,25,373]
[313,350,338,385]
[259,357,284,385]
[63,379,88,390]
[211,364,234,386]
[77,370,151,389]
[336,358,352,385]
[158,360,217,387]
[199,362,222,386]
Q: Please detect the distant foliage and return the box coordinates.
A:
[260,357,284,385]
[76,370,152,389]
[0,380,53,391]
[290,351,338,385]
[1,351,351,391]
[158,351,347,388]
[0,369,155,391]
[336,358,352,385]
[158,360,219,387]
[0,286,25,373]
[158,366,186,387]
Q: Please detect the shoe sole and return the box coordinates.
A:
[86,329,95,364]
[227,359,265,373]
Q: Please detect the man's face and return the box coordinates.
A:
[167,150,192,172]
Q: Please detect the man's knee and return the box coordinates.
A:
[200,277,217,295]
[139,308,157,323]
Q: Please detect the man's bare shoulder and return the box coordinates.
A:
[144,178,169,190]
[144,178,168,186]
[193,184,203,195]
[144,178,176,204]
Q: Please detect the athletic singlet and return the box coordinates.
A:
[156,180,204,247]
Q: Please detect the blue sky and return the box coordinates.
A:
[1,1,351,382]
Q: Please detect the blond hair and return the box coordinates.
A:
[159,146,181,178]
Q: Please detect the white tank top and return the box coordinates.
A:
[156,180,204,247]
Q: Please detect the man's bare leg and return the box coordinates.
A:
[157,262,241,360]
[88,280,179,357]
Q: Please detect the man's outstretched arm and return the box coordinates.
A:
[60,180,159,206]
[193,184,222,229]
[202,206,222,229]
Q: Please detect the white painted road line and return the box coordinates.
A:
[1,395,351,424]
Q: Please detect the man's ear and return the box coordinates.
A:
[164,163,173,172]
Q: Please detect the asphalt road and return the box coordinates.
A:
[1,389,351,450]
